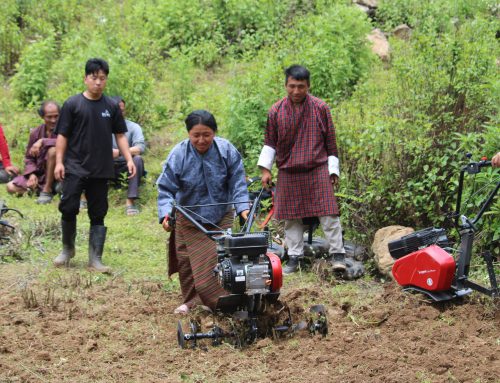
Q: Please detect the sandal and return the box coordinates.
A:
[36,191,53,205]
[126,205,139,216]
[174,304,190,315]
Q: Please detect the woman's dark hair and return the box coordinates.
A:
[185,110,218,132]
[285,65,310,86]
[85,58,109,76]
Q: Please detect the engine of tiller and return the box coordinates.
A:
[177,231,327,349]
[214,232,282,312]
[389,228,455,292]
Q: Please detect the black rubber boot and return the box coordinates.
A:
[88,225,111,273]
[53,220,76,267]
[331,253,347,272]
[283,255,300,275]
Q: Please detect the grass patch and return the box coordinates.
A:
[1,180,169,284]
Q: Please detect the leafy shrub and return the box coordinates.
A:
[336,16,499,249]
[216,0,314,56]
[226,52,283,171]
[163,51,197,118]
[0,0,23,76]
[1,0,85,77]
[137,1,225,61]
[16,0,83,38]
[11,37,55,106]
[120,0,322,68]
[105,56,154,128]
[377,0,497,33]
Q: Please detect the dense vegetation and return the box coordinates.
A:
[1,0,498,257]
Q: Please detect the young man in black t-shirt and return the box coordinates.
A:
[53,58,136,273]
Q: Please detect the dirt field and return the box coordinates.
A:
[0,263,499,383]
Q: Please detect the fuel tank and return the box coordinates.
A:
[392,245,456,291]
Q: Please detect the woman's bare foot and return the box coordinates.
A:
[174,304,189,314]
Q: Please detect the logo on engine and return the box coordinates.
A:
[418,269,436,275]
[426,278,433,286]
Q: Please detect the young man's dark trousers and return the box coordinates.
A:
[59,173,108,225]
[55,173,111,272]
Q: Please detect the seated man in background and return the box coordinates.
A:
[6,101,59,204]
[112,96,145,215]
[0,124,19,183]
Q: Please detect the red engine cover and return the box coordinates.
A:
[392,245,456,291]
[266,252,283,292]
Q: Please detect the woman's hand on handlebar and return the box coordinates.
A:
[162,217,173,232]
[240,209,250,221]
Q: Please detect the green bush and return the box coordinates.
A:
[16,0,83,38]
[377,0,497,33]
[226,53,283,171]
[336,16,499,248]
[0,0,23,76]
[163,51,197,118]
[105,56,154,129]
[137,1,224,61]
[11,36,55,106]
[120,0,323,68]
[216,0,315,56]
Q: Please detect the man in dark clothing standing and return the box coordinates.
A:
[53,58,136,273]
[258,65,346,274]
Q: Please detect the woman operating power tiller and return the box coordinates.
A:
[157,110,249,314]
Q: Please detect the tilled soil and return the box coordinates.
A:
[0,264,499,383]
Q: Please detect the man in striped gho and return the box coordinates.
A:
[258,65,346,274]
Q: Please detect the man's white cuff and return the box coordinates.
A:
[257,145,275,171]
[328,156,340,177]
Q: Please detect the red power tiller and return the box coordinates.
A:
[173,187,328,348]
[388,155,499,302]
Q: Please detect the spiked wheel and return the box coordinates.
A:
[177,320,186,349]
[308,305,328,336]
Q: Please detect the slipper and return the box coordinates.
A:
[36,191,53,205]
[174,304,189,315]
[126,205,139,216]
